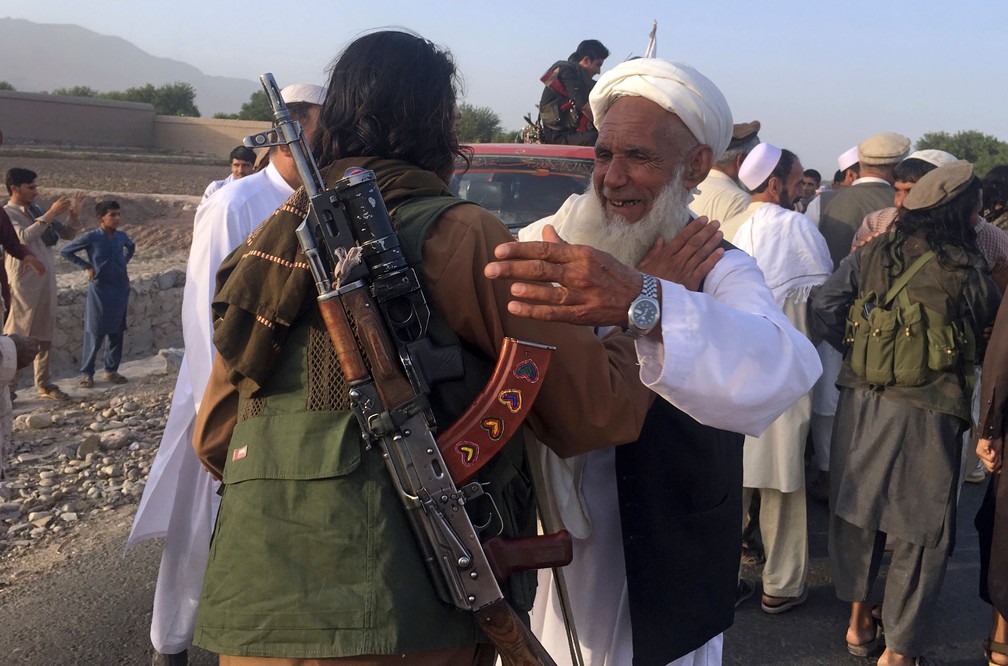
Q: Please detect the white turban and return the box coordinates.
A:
[589,59,733,160]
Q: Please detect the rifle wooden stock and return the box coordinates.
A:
[477,599,559,666]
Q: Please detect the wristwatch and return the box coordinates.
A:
[624,273,660,339]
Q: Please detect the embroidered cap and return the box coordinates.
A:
[837,146,859,172]
[280,83,326,106]
[906,149,957,168]
[738,142,782,191]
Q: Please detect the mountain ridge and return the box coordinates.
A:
[0,17,258,116]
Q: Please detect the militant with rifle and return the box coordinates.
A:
[245,73,567,666]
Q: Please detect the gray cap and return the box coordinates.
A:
[902,160,975,211]
[857,132,911,166]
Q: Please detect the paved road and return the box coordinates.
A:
[725,478,991,665]
[0,466,994,665]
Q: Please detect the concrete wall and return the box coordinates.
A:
[0,90,269,155]
[0,90,154,148]
[52,270,185,378]
[152,116,269,157]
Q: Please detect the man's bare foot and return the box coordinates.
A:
[876,647,919,666]
[846,601,881,657]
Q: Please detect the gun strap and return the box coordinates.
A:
[524,429,585,666]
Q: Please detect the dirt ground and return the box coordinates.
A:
[0,150,226,273]
[0,148,223,664]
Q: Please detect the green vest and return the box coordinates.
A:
[837,236,977,422]
[194,198,537,658]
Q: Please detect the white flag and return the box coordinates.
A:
[645,20,657,58]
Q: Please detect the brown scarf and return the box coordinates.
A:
[211,157,452,397]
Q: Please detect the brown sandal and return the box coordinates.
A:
[847,622,883,657]
[38,385,69,400]
[985,638,1008,666]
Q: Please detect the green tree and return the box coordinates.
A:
[493,129,520,143]
[106,82,200,117]
[916,130,1008,177]
[457,103,502,143]
[0,81,15,91]
[237,89,273,121]
[52,85,99,97]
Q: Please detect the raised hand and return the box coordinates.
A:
[45,196,73,220]
[637,216,724,292]
[484,224,643,327]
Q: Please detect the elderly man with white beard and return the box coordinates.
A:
[488,58,822,666]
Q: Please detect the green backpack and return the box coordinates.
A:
[844,249,976,388]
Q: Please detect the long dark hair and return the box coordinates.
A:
[312,30,467,182]
[887,176,982,271]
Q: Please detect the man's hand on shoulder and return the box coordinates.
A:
[484,224,643,327]
[637,216,724,292]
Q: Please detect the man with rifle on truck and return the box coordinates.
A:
[188,31,818,666]
[538,39,608,146]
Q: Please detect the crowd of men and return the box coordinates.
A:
[6,29,1008,666]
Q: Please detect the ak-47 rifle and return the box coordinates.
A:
[246,73,566,666]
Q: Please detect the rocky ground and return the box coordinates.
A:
[0,148,218,663]
[0,148,211,562]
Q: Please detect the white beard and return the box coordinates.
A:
[562,170,691,267]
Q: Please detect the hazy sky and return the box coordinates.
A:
[5,1,1006,174]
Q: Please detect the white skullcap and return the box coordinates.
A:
[281,83,326,106]
[589,59,733,160]
[738,143,782,191]
[837,146,859,172]
[907,149,957,168]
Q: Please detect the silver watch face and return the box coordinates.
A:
[630,297,660,331]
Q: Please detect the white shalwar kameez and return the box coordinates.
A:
[126,162,294,654]
[521,197,822,665]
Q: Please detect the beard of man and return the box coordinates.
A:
[564,165,691,267]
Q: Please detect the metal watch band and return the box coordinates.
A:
[641,273,658,299]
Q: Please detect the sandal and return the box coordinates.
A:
[38,385,69,400]
[79,375,93,389]
[104,372,128,385]
[847,622,883,657]
[985,638,1008,666]
[761,587,809,614]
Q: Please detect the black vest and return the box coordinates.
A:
[615,399,744,665]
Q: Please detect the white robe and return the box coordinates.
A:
[201,173,236,203]
[126,162,294,654]
[521,196,822,665]
[688,169,751,228]
[0,336,18,480]
[732,202,832,491]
